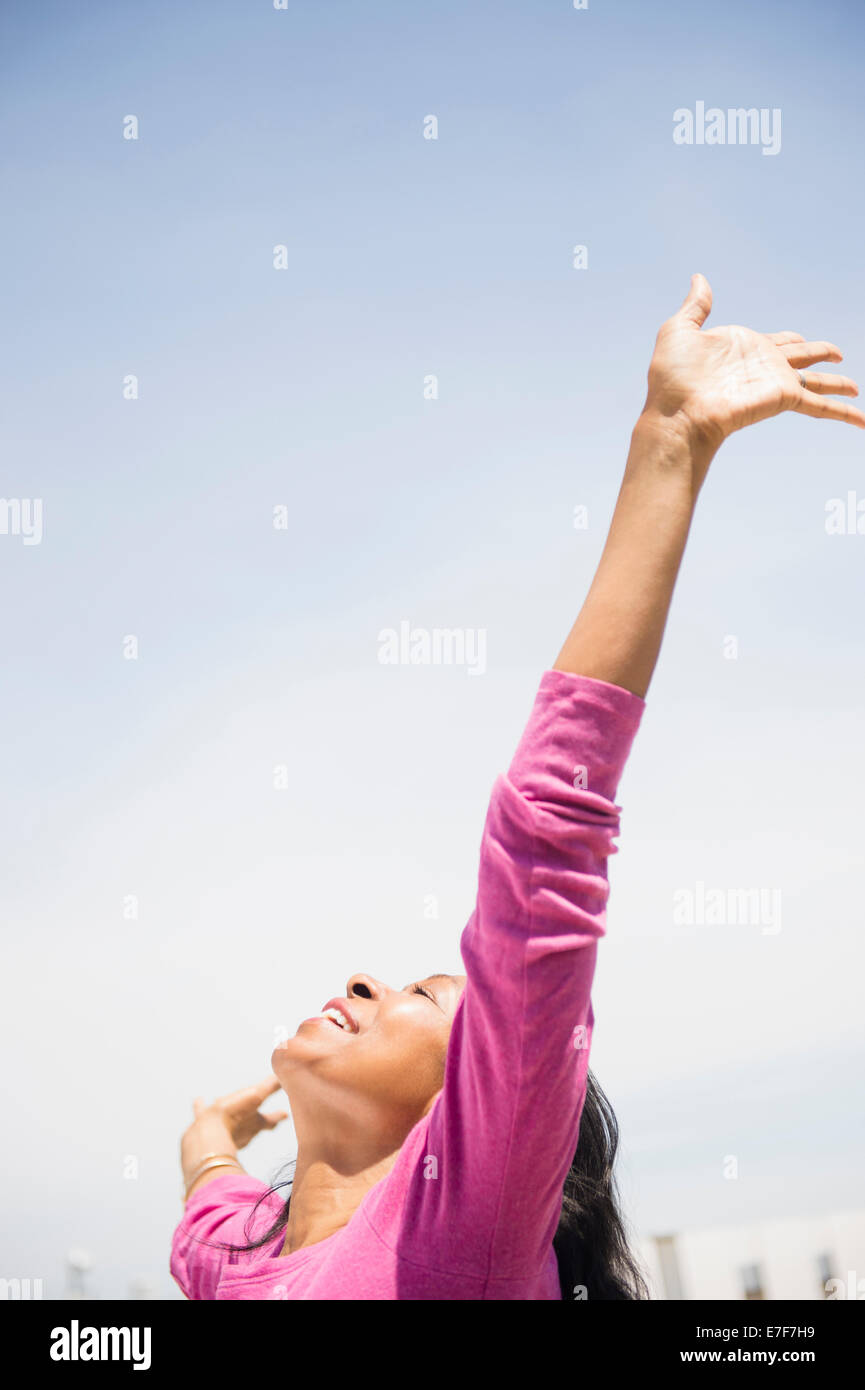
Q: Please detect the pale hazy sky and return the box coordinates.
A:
[1,0,863,1298]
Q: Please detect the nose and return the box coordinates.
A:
[347,972,386,1002]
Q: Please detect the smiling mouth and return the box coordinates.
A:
[316,1005,355,1032]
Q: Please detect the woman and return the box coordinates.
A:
[171,276,863,1300]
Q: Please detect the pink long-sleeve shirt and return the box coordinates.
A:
[171,670,645,1300]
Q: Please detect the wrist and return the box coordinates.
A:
[183,1153,245,1200]
[181,1114,237,1170]
[632,405,722,494]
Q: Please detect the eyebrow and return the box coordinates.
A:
[401,974,458,991]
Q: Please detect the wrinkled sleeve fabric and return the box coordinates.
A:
[395,670,645,1286]
[170,1174,283,1300]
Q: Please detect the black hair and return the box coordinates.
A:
[552,1070,648,1299]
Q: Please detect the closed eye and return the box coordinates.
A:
[402,980,446,1013]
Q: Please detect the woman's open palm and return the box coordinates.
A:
[647,274,864,448]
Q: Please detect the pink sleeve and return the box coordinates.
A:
[396,670,645,1281]
[170,1174,284,1300]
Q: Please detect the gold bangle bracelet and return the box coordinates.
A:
[190,1151,239,1169]
[183,1156,244,1199]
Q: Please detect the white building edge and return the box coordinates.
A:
[637,1209,865,1300]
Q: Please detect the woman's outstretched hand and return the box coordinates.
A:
[180,1076,290,1201]
[645,273,864,466]
[554,275,862,698]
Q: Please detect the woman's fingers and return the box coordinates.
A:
[254,1076,288,1130]
[798,371,859,397]
[782,340,844,367]
[792,359,863,425]
[767,331,805,346]
[260,1109,290,1130]
[794,390,865,429]
[234,1076,282,1106]
[768,334,844,367]
[211,1075,283,1113]
[231,1077,282,1112]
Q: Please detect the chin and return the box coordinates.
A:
[271,1028,333,1074]
[271,1038,301,1073]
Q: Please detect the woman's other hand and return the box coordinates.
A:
[644,273,864,483]
[180,1075,289,1200]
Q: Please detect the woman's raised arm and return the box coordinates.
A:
[554,274,863,698]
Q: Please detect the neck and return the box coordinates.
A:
[280,1145,400,1255]
[279,1085,440,1256]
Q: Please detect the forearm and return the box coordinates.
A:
[553,410,717,698]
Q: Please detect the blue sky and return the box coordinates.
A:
[1,0,863,1298]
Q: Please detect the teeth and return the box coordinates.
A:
[320,1007,351,1031]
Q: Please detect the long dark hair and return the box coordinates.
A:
[216,1069,648,1300]
[553,1070,648,1299]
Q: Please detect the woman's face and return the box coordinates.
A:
[272,972,466,1132]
